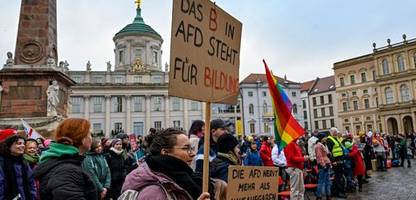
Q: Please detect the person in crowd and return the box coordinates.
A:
[372,133,387,171]
[307,130,319,165]
[210,133,241,182]
[398,134,411,168]
[243,141,263,166]
[315,132,332,200]
[82,139,111,200]
[134,139,146,163]
[0,129,37,200]
[284,138,308,200]
[23,138,40,169]
[101,137,112,156]
[260,136,274,166]
[362,136,373,179]
[188,120,205,170]
[342,140,354,192]
[272,141,287,191]
[240,135,252,156]
[195,119,227,173]
[33,118,97,200]
[253,135,261,151]
[120,128,212,200]
[36,138,46,153]
[105,138,128,199]
[349,136,366,192]
[326,127,347,198]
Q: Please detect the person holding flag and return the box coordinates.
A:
[263,60,307,200]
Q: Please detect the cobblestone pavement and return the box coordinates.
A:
[330,159,416,200]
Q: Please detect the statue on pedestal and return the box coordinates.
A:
[86,61,92,71]
[47,51,56,68]
[4,52,14,67]
[106,61,112,72]
[47,80,60,117]
[63,60,69,73]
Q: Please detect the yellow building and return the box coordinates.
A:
[334,35,416,135]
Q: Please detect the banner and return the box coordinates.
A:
[169,0,242,104]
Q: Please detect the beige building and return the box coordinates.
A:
[308,76,338,132]
[334,36,416,135]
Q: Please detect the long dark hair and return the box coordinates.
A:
[188,120,204,137]
[146,128,185,155]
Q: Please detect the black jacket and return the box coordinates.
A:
[33,155,98,200]
[105,150,127,182]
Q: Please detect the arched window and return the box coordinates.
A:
[385,87,394,104]
[249,104,254,114]
[263,102,268,113]
[382,59,389,75]
[400,84,410,102]
[397,55,405,72]
[292,103,297,114]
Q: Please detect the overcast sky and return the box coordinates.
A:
[1,0,416,82]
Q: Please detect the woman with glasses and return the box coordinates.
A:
[120,128,212,200]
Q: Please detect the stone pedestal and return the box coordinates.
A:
[0,66,75,118]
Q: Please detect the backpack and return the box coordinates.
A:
[118,184,174,200]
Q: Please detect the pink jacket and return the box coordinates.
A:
[315,142,331,167]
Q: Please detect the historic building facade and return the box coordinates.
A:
[308,76,338,132]
[68,5,204,137]
[334,36,416,135]
[240,74,301,136]
[300,80,314,132]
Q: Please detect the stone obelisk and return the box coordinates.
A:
[0,0,74,131]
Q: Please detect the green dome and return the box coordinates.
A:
[114,8,162,41]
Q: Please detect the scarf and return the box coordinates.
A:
[217,152,240,165]
[39,142,79,163]
[23,153,39,165]
[110,147,124,155]
[146,155,215,200]
[3,154,32,200]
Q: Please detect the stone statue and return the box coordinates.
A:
[63,60,69,72]
[47,80,60,116]
[47,51,56,68]
[58,61,65,71]
[86,61,92,71]
[4,52,14,67]
[132,58,145,73]
[165,62,169,72]
[106,61,112,72]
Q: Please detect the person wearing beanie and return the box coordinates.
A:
[82,139,111,199]
[284,138,308,200]
[105,138,128,199]
[33,118,97,200]
[0,129,37,200]
[315,132,332,200]
[210,133,240,182]
[23,138,39,169]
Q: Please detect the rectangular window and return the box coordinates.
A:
[263,123,270,133]
[303,111,308,119]
[353,100,358,110]
[133,122,144,136]
[343,102,348,112]
[363,89,368,94]
[322,120,327,129]
[364,99,370,109]
[292,92,296,97]
[329,106,334,116]
[114,122,123,134]
[132,96,144,112]
[91,96,104,113]
[71,97,83,113]
[172,97,181,111]
[313,97,316,106]
[302,100,306,109]
[133,76,142,83]
[112,96,123,112]
[114,76,125,84]
[173,120,181,128]
[320,96,324,105]
[153,96,163,111]
[313,109,317,118]
[135,49,143,60]
[321,108,325,117]
[372,70,376,80]
[152,76,162,84]
[304,121,308,129]
[262,91,267,97]
[328,94,332,104]
[92,76,104,84]
[350,75,355,84]
[340,77,345,86]
[330,119,335,127]
[248,91,253,97]
[361,72,367,82]
[352,91,357,96]
[314,121,319,130]
[153,51,158,64]
[250,123,255,134]
[190,101,199,111]
[154,121,162,129]
[92,123,102,134]
[119,50,124,64]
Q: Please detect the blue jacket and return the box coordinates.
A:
[195,143,217,173]
[243,150,263,166]
[0,156,37,200]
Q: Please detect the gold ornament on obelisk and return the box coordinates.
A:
[135,0,141,9]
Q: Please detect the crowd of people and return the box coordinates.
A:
[0,118,415,200]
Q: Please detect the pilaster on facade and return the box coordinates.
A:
[145,94,151,132]
[84,95,90,120]
[164,95,170,127]
[183,99,189,130]
[126,95,131,133]
[105,95,111,137]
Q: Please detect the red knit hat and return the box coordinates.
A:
[0,129,18,142]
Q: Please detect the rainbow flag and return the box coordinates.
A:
[263,59,304,148]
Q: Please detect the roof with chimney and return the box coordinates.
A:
[309,75,335,95]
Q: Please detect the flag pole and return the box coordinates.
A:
[202,102,211,193]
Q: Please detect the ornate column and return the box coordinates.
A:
[398,115,404,134]
[145,95,151,132]
[84,95,90,119]
[165,95,170,127]
[381,115,386,134]
[183,99,189,131]
[126,95,131,133]
[373,114,378,132]
[393,83,399,104]
[105,95,111,137]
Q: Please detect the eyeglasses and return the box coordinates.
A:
[173,146,195,154]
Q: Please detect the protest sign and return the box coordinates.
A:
[169,0,242,104]
[226,166,279,200]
